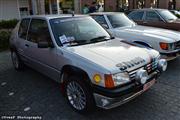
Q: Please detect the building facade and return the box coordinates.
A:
[0,0,180,20]
[0,0,96,20]
[128,0,180,10]
[0,0,45,20]
[102,0,180,12]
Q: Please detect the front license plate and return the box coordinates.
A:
[143,79,156,91]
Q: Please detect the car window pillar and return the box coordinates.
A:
[104,15,113,29]
[155,11,166,22]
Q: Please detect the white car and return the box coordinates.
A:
[90,12,180,60]
[10,15,167,113]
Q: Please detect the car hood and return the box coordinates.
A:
[65,39,159,73]
[113,25,180,42]
[170,19,180,23]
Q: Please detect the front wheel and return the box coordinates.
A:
[64,76,95,113]
[11,51,24,70]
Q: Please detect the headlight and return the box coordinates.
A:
[104,72,130,88]
[112,72,130,86]
[158,59,167,72]
[160,42,175,50]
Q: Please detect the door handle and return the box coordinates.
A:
[25,44,29,47]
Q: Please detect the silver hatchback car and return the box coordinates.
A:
[10,15,167,113]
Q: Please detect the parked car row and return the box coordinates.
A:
[90,12,180,61]
[128,8,180,31]
[9,9,179,113]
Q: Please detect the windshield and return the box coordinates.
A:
[158,10,177,21]
[50,17,111,46]
[107,14,135,28]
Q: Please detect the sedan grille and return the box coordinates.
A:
[129,68,142,80]
[175,41,180,49]
[144,59,158,74]
[129,58,158,80]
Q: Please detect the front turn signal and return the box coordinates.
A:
[104,74,115,88]
[160,42,168,50]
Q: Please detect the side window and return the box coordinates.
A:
[128,11,144,21]
[27,19,52,43]
[18,18,30,39]
[145,11,161,21]
[92,15,109,29]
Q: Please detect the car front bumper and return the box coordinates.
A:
[93,71,160,109]
[160,49,180,61]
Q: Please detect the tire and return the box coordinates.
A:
[11,51,24,70]
[64,75,95,114]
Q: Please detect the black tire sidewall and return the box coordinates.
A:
[11,51,23,70]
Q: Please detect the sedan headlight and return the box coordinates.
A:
[104,72,130,88]
[112,72,130,86]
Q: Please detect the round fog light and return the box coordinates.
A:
[136,69,148,84]
[158,59,167,72]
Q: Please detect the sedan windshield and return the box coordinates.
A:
[50,17,111,46]
[107,13,135,28]
[158,10,178,21]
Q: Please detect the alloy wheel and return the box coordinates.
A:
[66,81,86,110]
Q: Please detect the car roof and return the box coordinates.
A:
[132,8,168,12]
[21,14,87,20]
[90,12,124,15]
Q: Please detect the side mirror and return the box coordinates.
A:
[37,41,54,48]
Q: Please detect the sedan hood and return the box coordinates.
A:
[171,19,180,23]
[113,25,180,42]
[65,39,159,73]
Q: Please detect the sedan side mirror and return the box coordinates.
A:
[37,41,54,48]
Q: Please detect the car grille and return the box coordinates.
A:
[144,59,158,74]
[129,68,143,80]
[129,59,158,80]
[175,41,180,49]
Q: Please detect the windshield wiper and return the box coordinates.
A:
[89,36,111,43]
[65,36,114,46]
[63,40,88,46]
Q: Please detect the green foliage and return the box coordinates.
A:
[0,19,18,29]
[176,14,180,18]
[0,31,11,51]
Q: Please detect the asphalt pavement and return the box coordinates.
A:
[0,51,180,120]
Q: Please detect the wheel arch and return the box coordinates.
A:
[59,65,92,94]
[133,41,153,48]
[60,65,91,84]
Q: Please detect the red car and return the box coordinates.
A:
[128,8,180,31]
